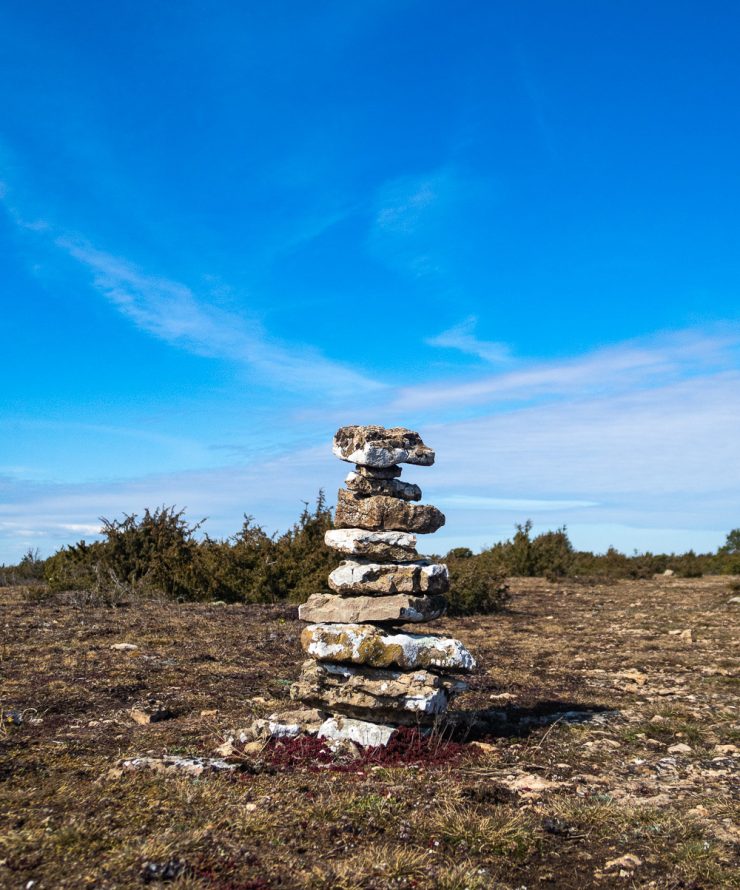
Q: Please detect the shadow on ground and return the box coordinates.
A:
[447,699,618,741]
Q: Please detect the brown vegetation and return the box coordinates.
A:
[1,575,738,888]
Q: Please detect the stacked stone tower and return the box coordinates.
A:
[291,425,476,747]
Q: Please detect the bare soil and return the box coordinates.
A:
[1,577,738,889]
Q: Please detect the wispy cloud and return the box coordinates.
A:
[0,449,347,562]
[426,316,512,364]
[59,523,102,535]
[56,237,383,396]
[395,326,740,411]
[436,495,598,510]
[368,167,471,278]
[1,347,739,562]
[0,180,383,398]
[375,176,439,236]
[424,369,740,500]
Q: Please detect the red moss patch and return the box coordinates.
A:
[360,725,472,766]
[260,726,474,771]
[261,735,336,769]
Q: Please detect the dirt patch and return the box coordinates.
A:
[1,577,738,888]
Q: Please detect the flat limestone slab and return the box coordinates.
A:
[291,659,466,725]
[335,490,445,534]
[301,623,476,672]
[328,560,449,595]
[318,715,396,748]
[345,471,421,501]
[324,528,419,562]
[298,593,447,624]
[333,425,435,468]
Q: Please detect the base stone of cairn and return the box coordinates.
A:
[288,425,477,747]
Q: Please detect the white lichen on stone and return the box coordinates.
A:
[328,560,449,595]
[318,716,396,748]
[301,623,476,672]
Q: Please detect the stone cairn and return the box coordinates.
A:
[290,425,476,748]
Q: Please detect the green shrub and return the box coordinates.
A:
[98,507,208,599]
[272,492,335,603]
[446,550,510,615]
[45,541,105,592]
[470,521,574,580]
[30,504,740,612]
[447,547,474,559]
[44,507,209,600]
[0,548,47,586]
[40,495,335,605]
[506,520,536,576]
[671,550,704,578]
[717,528,740,575]
[531,527,574,579]
[570,547,669,580]
[197,517,280,603]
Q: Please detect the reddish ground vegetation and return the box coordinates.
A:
[260,726,474,772]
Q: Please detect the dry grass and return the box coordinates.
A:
[1,577,739,888]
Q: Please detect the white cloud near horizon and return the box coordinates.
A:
[436,495,599,510]
[2,340,739,563]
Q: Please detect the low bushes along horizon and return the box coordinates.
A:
[2,498,739,614]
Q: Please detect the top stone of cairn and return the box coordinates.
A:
[332,425,435,469]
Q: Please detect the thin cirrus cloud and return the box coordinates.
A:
[0,179,383,400]
[3,352,738,563]
[1,334,739,563]
[401,325,740,412]
[369,173,442,277]
[421,364,740,556]
[57,237,382,397]
[425,316,513,364]
[368,167,484,279]
[435,495,599,510]
[423,368,740,501]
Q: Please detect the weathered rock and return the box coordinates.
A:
[335,489,445,534]
[324,528,419,562]
[290,659,466,724]
[345,471,422,501]
[130,700,176,725]
[301,623,476,672]
[298,592,447,624]
[355,464,402,479]
[328,560,449,595]
[221,708,325,751]
[604,854,643,873]
[267,707,325,738]
[333,425,435,468]
[318,715,396,748]
[119,755,237,777]
[667,742,693,754]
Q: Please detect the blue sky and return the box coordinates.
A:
[2,1,740,563]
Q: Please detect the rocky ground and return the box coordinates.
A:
[1,577,738,889]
